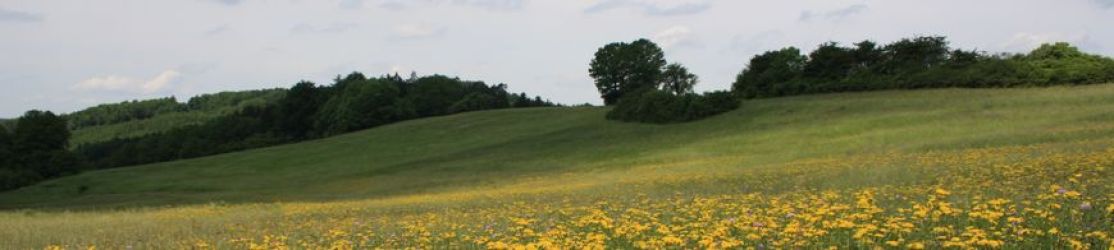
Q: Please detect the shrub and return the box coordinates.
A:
[607,90,739,124]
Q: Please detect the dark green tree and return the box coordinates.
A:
[7,110,81,184]
[0,125,15,188]
[879,36,950,74]
[851,40,884,71]
[660,63,698,95]
[0,126,12,168]
[946,49,983,68]
[276,81,323,139]
[13,110,70,153]
[314,79,407,135]
[408,75,470,116]
[803,42,856,80]
[589,39,667,105]
[732,47,807,98]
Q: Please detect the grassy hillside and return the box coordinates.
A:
[2,85,1114,248]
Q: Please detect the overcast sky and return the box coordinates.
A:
[1,0,1112,117]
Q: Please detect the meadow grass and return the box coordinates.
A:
[2,85,1114,249]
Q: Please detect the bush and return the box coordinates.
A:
[607,90,739,124]
[687,91,739,120]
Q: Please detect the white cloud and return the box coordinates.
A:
[75,70,182,94]
[373,0,526,10]
[585,0,711,16]
[203,0,244,6]
[727,30,786,53]
[391,23,446,39]
[1095,0,1114,8]
[339,0,365,9]
[203,25,229,36]
[76,75,135,91]
[799,4,868,22]
[0,8,44,22]
[143,70,181,93]
[292,23,359,34]
[1001,32,1089,52]
[653,25,697,50]
[389,65,412,74]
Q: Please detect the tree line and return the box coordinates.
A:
[74,72,556,171]
[588,36,1114,123]
[732,37,1114,98]
[0,72,556,190]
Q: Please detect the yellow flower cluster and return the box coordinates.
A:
[199,146,1114,249]
[36,144,1114,249]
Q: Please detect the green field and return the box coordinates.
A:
[2,85,1114,249]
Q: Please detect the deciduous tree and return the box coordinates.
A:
[589,39,667,105]
[660,63,698,95]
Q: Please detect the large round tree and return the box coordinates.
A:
[589,39,666,105]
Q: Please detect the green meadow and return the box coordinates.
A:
[2,85,1113,248]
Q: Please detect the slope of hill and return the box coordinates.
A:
[2,85,1113,248]
[5,84,1114,207]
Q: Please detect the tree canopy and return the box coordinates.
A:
[14,110,70,153]
[660,63,698,95]
[732,47,808,98]
[589,39,667,105]
[589,39,741,123]
[1,110,81,190]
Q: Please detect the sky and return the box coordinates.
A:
[1,0,1113,117]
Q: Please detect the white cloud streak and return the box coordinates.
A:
[585,0,711,16]
[356,0,527,10]
[0,8,44,22]
[653,25,697,50]
[291,23,359,34]
[75,70,182,94]
[391,23,447,39]
[799,4,868,22]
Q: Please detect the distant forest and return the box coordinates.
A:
[730,38,1114,98]
[3,35,1114,190]
[0,73,556,190]
[65,89,287,130]
[588,36,1114,123]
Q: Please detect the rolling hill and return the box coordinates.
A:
[2,85,1113,248]
[5,84,1114,208]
